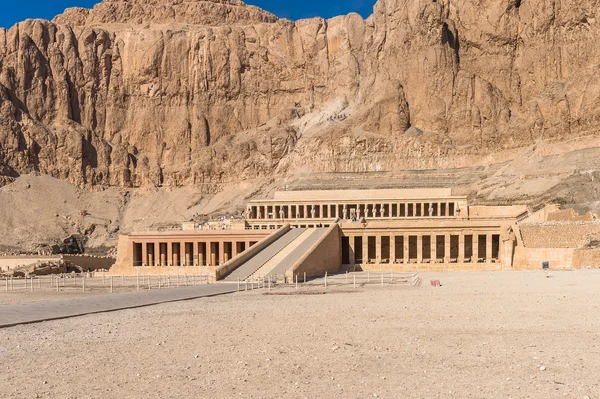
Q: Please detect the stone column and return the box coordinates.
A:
[417,234,423,264]
[210,242,217,266]
[376,235,382,265]
[224,242,230,263]
[193,242,199,266]
[198,243,205,266]
[147,243,154,266]
[404,234,410,262]
[444,234,451,263]
[153,242,160,266]
[232,241,238,258]
[486,234,493,263]
[362,235,369,264]
[429,234,437,262]
[349,236,356,265]
[141,242,148,266]
[181,242,187,266]
[219,241,225,266]
[173,244,180,266]
[473,235,479,263]
[458,234,465,263]
[167,242,173,266]
[430,234,435,261]
[160,243,166,266]
[390,236,396,263]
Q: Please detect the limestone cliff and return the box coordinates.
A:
[1,0,599,189]
[0,0,599,251]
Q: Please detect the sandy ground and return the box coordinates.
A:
[0,270,599,399]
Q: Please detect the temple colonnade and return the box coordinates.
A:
[131,239,259,267]
[341,232,502,265]
[248,200,464,220]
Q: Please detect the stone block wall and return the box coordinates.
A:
[572,249,600,269]
[547,209,594,222]
[519,222,600,248]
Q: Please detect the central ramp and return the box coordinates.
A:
[248,229,317,280]
[267,228,329,279]
[223,228,307,282]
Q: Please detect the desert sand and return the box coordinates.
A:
[0,270,598,398]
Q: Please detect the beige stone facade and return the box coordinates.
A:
[114,190,600,277]
[112,230,270,276]
[244,190,523,272]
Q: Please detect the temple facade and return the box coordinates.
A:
[113,189,533,278]
[245,189,523,270]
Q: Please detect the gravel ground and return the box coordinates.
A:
[0,270,599,399]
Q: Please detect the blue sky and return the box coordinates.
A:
[0,0,375,29]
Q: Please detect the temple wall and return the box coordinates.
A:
[572,249,600,269]
[519,222,600,248]
[513,247,576,270]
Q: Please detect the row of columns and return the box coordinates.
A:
[345,233,499,264]
[248,201,459,220]
[250,223,332,230]
[133,240,256,267]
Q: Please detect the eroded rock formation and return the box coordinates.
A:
[0,0,599,191]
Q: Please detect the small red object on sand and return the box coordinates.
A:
[430,280,441,287]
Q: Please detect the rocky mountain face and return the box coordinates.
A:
[1,0,598,190]
[0,0,599,251]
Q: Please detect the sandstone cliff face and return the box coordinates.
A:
[0,0,599,192]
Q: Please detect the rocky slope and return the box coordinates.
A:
[0,0,599,251]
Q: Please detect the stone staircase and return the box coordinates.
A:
[246,229,315,280]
